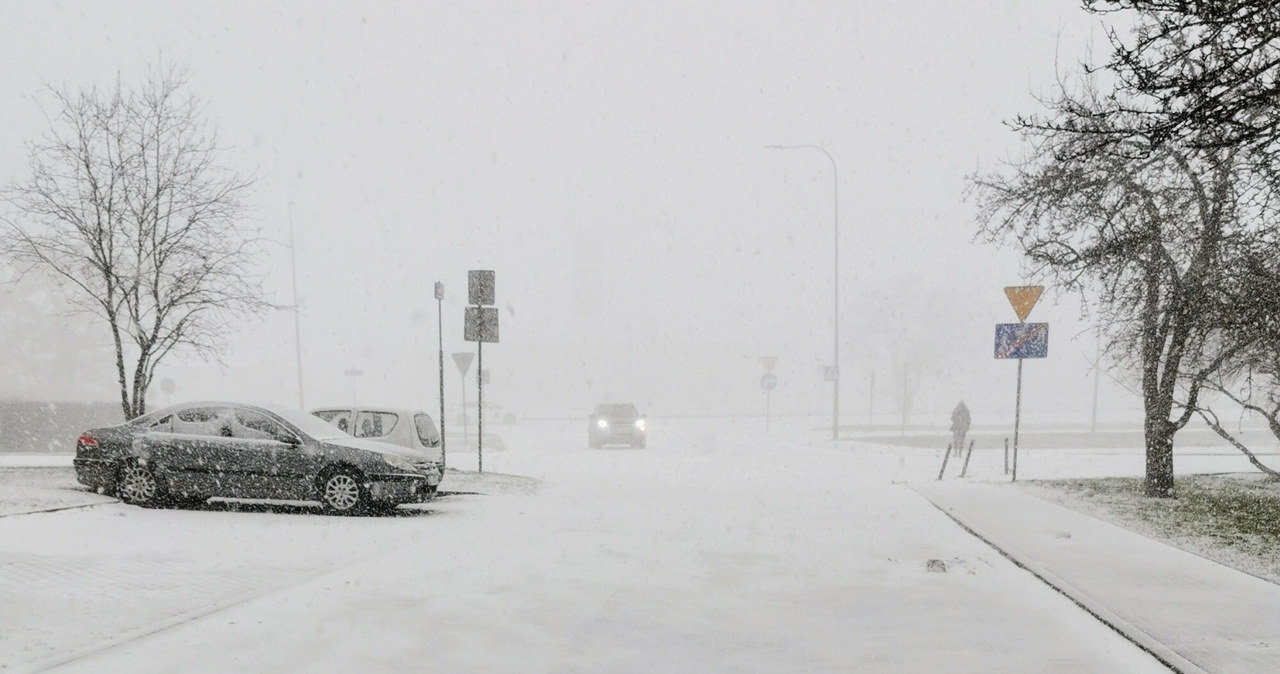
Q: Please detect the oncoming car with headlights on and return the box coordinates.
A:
[588,402,647,448]
[72,401,442,515]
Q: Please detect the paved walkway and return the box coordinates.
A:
[916,481,1280,674]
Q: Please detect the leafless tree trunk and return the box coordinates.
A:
[0,64,268,420]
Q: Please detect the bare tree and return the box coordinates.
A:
[1020,1,1280,157]
[0,65,268,420]
[971,110,1280,496]
[974,0,1280,497]
[1192,251,1280,478]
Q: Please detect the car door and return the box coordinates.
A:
[222,407,301,500]
[136,406,228,497]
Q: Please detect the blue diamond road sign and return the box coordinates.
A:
[995,323,1048,359]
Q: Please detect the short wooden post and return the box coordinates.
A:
[937,443,953,480]
[960,439,975,477]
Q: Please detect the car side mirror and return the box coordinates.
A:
[277,433,301,446]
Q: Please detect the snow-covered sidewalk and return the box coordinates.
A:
[917,480,1280,673]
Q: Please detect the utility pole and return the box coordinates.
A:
[288,202,305,409]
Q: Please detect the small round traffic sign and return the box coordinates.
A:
[760,373,778,391]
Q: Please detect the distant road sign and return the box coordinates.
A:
[451,352,474,376]
[468,270,495,306]
[995,323,1049,359]
[823,366,838,382]
[760,356,777,373]
[1004,285,1044,322]
[760,373,777,391]
[464,306,499,342]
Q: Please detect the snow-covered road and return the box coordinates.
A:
[2,419,1184,672]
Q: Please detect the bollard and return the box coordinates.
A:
[960,439,975,477]
[937,443,953,480]
[1003,437,1009,475]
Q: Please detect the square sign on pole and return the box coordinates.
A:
[995,323,1049,359]
[469,270,495,306]
[465,306,499,343]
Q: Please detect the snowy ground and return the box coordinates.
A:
[2,417,1266,672]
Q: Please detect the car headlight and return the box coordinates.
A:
[635,419,646,432]
[381,454,417,472]
[596,419,608,429]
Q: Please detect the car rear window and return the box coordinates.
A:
[597,404,639,417]
[354,411,398,439]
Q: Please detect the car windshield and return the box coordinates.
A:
[597,404,639,418]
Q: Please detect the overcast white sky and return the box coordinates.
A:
[0,1,1142,424]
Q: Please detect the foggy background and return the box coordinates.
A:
[0,1,1140,426]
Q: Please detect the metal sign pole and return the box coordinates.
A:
[765,389,771,434]
[460,369,468,447]
[436,289,446,469]
[477,342,484,474]
[1013,358,1023,482]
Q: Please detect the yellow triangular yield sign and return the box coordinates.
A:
[1004,285,1044,322]
[760,356,777,373]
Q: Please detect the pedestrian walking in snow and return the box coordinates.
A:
[950,400,970,457]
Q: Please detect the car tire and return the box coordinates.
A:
[633,439,646,449]
[116,460,167,507]
[318,467,369,515]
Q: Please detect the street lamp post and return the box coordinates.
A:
[767,144,840,441]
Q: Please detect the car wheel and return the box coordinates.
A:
[633,439,646,449]
[319,468,369,515]
[116,460,166,507]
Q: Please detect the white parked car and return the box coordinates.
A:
[311,407,445,492]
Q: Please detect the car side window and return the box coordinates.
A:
[232,409,286,441]
[414,414,440,447]
[172,407,228,437]
[314,410,354,435]
[354,411,397,438]
[149,415,174,433]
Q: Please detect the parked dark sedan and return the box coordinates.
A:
[73,402,442,514]
[588,402,647,448]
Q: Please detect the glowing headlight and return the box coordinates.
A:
[635,419,646,431]
[381,454,417,472]
[596,419,609,429]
